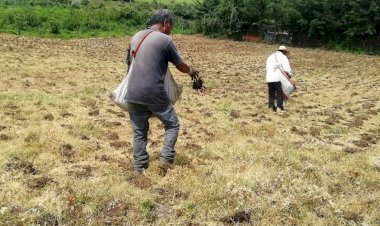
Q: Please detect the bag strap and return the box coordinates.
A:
[131,30,154,58]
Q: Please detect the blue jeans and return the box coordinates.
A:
[127,102,180,172]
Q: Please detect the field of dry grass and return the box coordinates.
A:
[0,33,379,225]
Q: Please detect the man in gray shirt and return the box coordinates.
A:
[125,9,199,176]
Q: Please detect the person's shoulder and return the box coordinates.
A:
[268,52,276,58]
[152,31,172,40]
[131,29,148,41]
[278,51,287,57]
[277,51,287,58]
[151,32,173,47]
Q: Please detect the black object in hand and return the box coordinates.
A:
[192,77,204,90]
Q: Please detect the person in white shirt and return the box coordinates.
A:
[266,46,293,112]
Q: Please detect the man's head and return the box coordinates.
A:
[277,45,289,56]
[149,9,174,35]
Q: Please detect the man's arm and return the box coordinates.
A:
[166,40,199,80]
[175,62,199,80]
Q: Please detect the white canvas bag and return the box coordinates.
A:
[164,69,183,105]
[275,53,296,99]
[108,59,135,110]
[279,73,296,99]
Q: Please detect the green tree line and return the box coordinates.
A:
[0,0,379,52]
[195,0,380,53]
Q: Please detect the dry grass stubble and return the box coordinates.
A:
[0,34,380,225]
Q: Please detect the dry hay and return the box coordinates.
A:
[0,33,379,225]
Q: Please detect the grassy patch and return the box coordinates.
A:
[0,92,53,103]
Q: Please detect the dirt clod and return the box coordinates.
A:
[106,132,119,141]
[155,187,188,202]
[325,116,339,125]
[27,176,53,189]
[349,118,364,128]
[5,156,37,174]
[220,210,251,224]
[89,109,99,116]
[59,144,74,158]
[184,143,202,151]
[103,200,129,224]
[61,124,73,129]
[361,133,377,144]
[0,134,11,140]
[105,121,122,127]
[80,134,90,140]
[96,154,110,162]
[43,113,54,121]
[35,212,59,226]
[4,103,19,109]
[229,109,240,118]
[309,127,321,136]
[342,211,363,222]
[131,174,151,189]
[60,111,74,118]
[291,126,307,135]
[110,141,130,149]
[68,165,93,179]
[343,147,361,154]
[353,140,369,148]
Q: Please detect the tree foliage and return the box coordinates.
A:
[0,0,378,51]
[195,0,380,52]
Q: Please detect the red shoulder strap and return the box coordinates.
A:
[131,30,154,58]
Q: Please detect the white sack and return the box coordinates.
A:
[108,60,135,110]
[109,63,182,111]
[279,71,296,99]
[164,69,183,105]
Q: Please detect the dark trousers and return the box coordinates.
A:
[268,82,284,110]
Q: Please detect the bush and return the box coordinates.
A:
[0,1,197,38]
[50,21,60,34]
[70,0,89,8]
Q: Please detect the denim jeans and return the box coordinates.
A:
[127,102,180,172]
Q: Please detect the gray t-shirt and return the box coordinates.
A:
[126,29,183,106]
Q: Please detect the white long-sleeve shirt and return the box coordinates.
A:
[266,51,292,83]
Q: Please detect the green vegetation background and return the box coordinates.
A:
[0,0,379,53]
[0,0,198,39]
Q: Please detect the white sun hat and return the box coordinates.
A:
[278,45,289,54]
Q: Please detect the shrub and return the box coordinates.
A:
[50,21,60,34]
[70,0,89,8]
